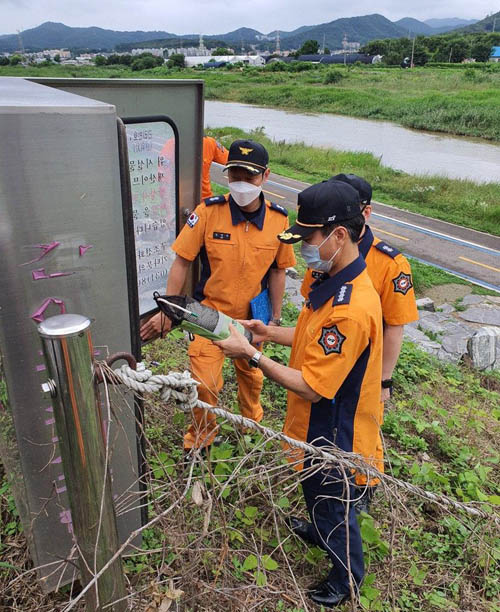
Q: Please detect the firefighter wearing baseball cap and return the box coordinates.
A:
[216,178,383,607]
[140,139,295,450]
[201,136,229,200]
[300,173,418,510]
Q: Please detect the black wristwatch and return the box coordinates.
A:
[249,351,263,368]
[271,317,282,326]
[381,379,393,396]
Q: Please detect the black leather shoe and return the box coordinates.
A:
[354,485,377,515]
[308,581,349,608]
[285,516,315,545]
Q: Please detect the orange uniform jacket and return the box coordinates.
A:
[172,194,296,318]
[301,226,418,326]
[202,137,229,200]
[285,256,383,480]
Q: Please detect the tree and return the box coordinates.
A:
[213,47,230,56]
[54,54,60,63]
[471,40,493,62]
[298,39,320,55]
[324,47,331,55]
[167,53,185,68]
[0,56,10,66]
[131,53,164,70]
[9,55,22,65]
[95,55,106,66]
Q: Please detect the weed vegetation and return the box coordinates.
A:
[208,127,500,236]
[2,62,499,140]
[1,300,498,611]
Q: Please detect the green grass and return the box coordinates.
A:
[208,126,500,236]
[2,63,500,140]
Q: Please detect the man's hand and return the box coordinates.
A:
[237,319,270,345]
[215,324,254,359]
[381,387,391,402]
[140,312,172,341]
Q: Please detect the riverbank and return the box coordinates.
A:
[208,126,500,236]
[1,63,500,140]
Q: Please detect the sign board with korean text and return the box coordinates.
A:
[122,116,179,317]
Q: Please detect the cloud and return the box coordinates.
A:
[1,0,496,37]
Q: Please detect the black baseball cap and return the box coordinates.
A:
[332,173,372,204]
[278,179,361,244]
[223,139,269,175]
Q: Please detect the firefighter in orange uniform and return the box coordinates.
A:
[217,179,383,607]
[301,174,418,511]
[140,140,295,450]
[201,136,229,200]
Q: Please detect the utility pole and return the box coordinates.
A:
[493,16,497,33]
[16,29,24,55]
[410,37,415,68]
[275,30,281,56]
[448,46,453,63]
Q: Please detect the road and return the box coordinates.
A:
[211,165,500,293]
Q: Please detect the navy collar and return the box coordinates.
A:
[358,225,374,259]
[308,254,366,311]
[229,193,266,230]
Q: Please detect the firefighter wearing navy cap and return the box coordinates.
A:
[140,140,295,450]
[301,173,418,511]
[216,179,383,608]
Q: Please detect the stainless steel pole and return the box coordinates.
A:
[38,314,127,611]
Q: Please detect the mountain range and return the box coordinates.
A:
[0,15,483,54]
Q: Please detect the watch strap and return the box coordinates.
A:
[249,351,263,368]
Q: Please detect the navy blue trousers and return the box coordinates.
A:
[301,471,365,595]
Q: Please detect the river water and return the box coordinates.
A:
[205,101,500,184]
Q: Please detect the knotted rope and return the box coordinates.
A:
[100,361,499,526]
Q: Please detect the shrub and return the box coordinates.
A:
[323,69,344,84]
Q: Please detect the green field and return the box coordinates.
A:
[2,64,499,235]
[1,63,500,140]
[208,126,500,236]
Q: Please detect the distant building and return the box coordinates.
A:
[131,48,164,57]
[297,53,376,65]
[75,54,94,64]
[165,44,221,57]
[184,54,265,68]
[490,46,500,62]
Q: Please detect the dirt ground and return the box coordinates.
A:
[421,283,472,304]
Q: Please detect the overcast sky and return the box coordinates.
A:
[1,0,497,36]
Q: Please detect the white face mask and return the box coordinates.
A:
[229,181,262,208]
[301,230,342,273]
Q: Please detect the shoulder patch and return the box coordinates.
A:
[186,211,199,228]
[374,241,400,259]
[204,195,227,206]
[269,202,288,216]
[318,324,346,356]
[392,272,413,295]
[332,284,353,306]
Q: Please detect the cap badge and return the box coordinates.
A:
[327,215,336,221]
[239,147,253,155]
[279,231,302,241]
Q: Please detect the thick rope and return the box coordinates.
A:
[101,361,499,526]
